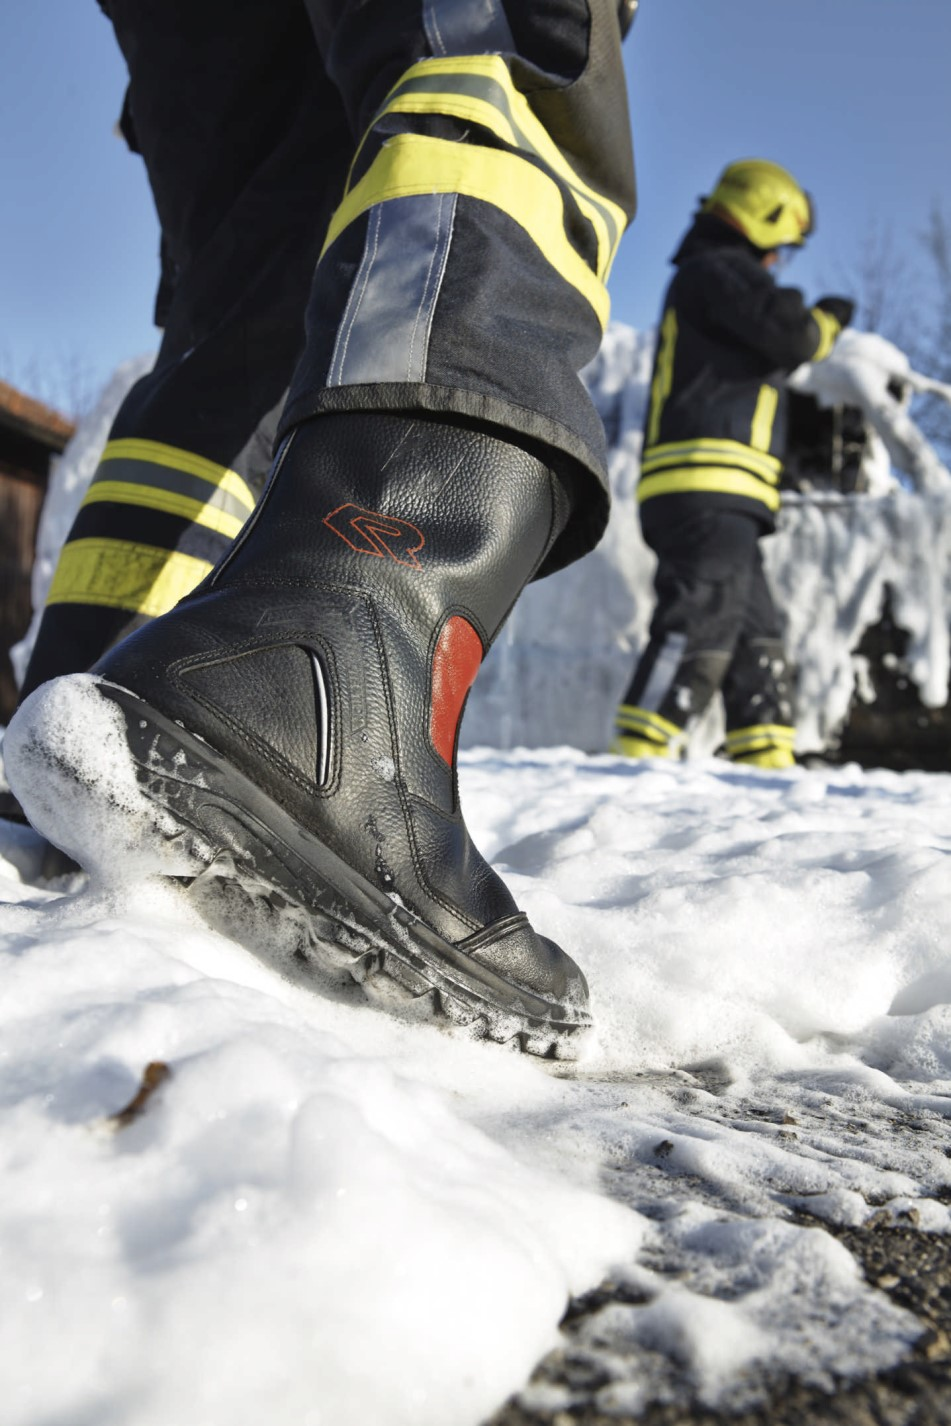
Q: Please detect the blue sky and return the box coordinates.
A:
[1,0,949,408]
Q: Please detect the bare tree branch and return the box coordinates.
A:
[0,347,101,423]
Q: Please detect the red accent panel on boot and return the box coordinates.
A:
[430,616,483,766]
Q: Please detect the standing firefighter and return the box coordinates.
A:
[613,159,853,768]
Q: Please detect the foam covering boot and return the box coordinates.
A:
[7,413,591,1054]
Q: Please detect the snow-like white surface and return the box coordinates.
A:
[5,338,951,1422]
[790,328,951,497]
[0,876,634,1426]
[4,734,951,1423]
[766,488,951,749]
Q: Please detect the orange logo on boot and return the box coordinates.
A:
[323,504,425,569]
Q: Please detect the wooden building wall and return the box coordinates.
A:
[0,474,44,722]
[0,383,74,725]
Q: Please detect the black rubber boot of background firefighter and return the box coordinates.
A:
[89,412,590,1050]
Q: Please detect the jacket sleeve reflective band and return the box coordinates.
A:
[645,307,678,447]
[637,468,782,512]
[750,384,779,453]
[809,306,841,362]
[638,432,784,510]
[641,437,782,484]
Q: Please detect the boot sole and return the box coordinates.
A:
[14,677,589,1058]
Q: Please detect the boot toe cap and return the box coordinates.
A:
[461,914,590,1016]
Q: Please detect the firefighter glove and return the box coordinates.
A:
[815,296,855,328]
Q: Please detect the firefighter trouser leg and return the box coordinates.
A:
[20,0,353,699]
[614,507,794,761]
[721,553,796,768]
[284,0,635,576]
[21,0,635,702]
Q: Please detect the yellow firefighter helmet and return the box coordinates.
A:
[702,159,814,249]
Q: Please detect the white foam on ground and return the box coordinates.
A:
[4,341,950,1419]
[4,675,200,880]
[3,741,949,1422]
[0,862,638,1426]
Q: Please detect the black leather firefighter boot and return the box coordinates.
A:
[6,413,591,1055]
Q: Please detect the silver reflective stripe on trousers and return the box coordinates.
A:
[90,458,254,525]
[639,632,688,712]
[327,192,457,387]
[423,0,515,56]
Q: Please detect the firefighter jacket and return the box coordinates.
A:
[638,215,840,528]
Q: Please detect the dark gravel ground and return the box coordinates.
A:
[487,1219,951,1426]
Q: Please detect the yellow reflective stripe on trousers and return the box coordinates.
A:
[81,481,248,540]
[323,133,610,328]
[98,439,257,514]
[642,437,782,483]
[725,724,796,754]
[369,55,627,281]
[381,88,619,277]
[750,385,779,453]
[612,731,672,759]
[637,467,782,511]
[46,539,213,615]
[645,308,677,448]
[615,703,680,742]
[809,307,840,361]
